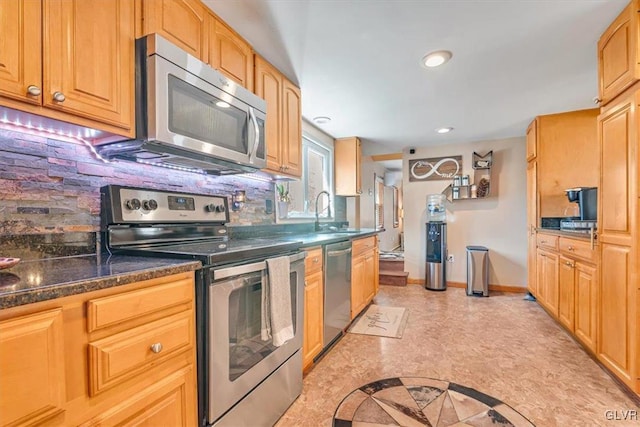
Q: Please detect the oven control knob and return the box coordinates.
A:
[143,199,158,211]
[125,198,141,210]
[215,204,226,213]
[205,203,216,212]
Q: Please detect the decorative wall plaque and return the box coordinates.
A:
[409,156,462,182]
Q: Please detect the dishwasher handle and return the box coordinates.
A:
[326,247,352,257]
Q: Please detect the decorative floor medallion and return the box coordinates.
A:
[333,377,534,427]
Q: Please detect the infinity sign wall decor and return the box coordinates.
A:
[408,155,462,182]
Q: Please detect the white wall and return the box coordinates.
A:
[403,137,527,287]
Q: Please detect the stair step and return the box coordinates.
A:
[379,258,405,272]
[379,270,408,287]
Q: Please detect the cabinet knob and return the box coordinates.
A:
[150,343,163,353]
[540,240,547,244]
[313,257,319,263]
[52,91,66,102]
[567,246,575,251]
[27,85,41,96]
[564,261,574,267]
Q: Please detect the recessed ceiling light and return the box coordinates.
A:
[313,116,331,124]
[422,50,453,68]
[216,101,230,108]
[436,127,454,134]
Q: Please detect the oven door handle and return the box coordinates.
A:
[212,251,305,281]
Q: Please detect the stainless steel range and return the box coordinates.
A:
[101,185,304,427]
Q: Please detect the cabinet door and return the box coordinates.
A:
[526,161,537,294]
[0,0,41,105]
[598,2,640,105]
[281,78,302,177]
[597,88,637,389]
[537,250,558,316]
[303,270,324,370]
[558,256,575,331]
[80,366,197,427]
[0,308,66,426]
[208,16,254,91]
[44,0,134,131]
[526,118,537,161]
[351,255,366,319]
[599,243,633,384]
[575,261,598,352]
[142,0,207,60]
[335,137,362,196]
[363,250,376,305]
[254,56,282,173]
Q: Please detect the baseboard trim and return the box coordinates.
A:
[406,278,526,293]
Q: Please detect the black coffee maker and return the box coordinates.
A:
[565,187,597,220]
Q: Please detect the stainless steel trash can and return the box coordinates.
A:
[466,246,489,296]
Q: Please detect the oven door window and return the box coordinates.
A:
[227,271,297,381]
[168,74,248,154]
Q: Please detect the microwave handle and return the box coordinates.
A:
[248,107,260,163]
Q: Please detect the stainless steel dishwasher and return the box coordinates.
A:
[323,240,352,348]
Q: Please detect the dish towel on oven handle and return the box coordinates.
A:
[261,256,294,347]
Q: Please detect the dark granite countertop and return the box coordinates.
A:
[0,254,201,310]
[277,228,380,248]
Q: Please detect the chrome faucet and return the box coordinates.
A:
[314,191,331,231]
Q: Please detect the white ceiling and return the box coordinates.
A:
[205,0,626,153]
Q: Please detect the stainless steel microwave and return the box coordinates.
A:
[97,34,267,175]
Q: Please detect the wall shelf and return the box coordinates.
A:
[442,151,493,202]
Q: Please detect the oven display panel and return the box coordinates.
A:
[168,196,195,211]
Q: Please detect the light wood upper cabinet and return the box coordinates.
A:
[533,109,599,218]
[254,55,302,178]
[207,14,254,90]
[282,79,303,176]
[142,0,208,60]
[0,0,135,136]
[0,308,66,426]
[335,137,363,196]
[525,118,537,161]
[598,0,640,105]
[0,0,42,106]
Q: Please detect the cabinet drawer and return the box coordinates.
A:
[559,237,597,263]
[305,247,323,274]
[87,273,193,332]
[88,311,193,396]
[352,236,376,257]
[536,233,558,250]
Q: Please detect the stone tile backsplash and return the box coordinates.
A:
[0,129,348,240]
[0,129,275,235]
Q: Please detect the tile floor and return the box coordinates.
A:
[276,286,639,427]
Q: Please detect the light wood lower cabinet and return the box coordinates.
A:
[0,308,66,426]
[351,236,378,319]
[558,256,575,331]
[0,271,198,426]
[303,247,323,370]
[536,248,559,317]
[535,233,599,356]
[574,262,598,352]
